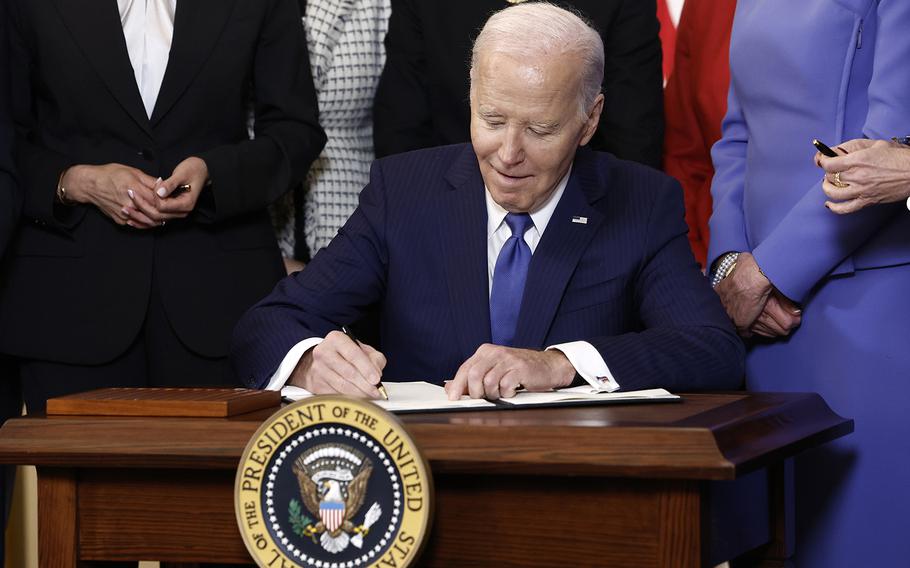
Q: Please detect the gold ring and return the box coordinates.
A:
[833,171,850,188]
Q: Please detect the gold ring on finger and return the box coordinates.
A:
[833,171,850,188]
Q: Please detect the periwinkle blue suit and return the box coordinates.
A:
[233,144,743,392]
[708,1,910,566]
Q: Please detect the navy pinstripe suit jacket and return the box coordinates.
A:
[232,144,744,390]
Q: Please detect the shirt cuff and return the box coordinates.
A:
[263,337,324,391]
[546,341,620,392]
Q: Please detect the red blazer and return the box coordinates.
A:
[662,0,737,268]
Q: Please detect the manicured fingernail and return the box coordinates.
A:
[126,221,134,227]
[155,177,162,184]
[157,187,167,197]
[121,207,130,217]
[127,189,134,199]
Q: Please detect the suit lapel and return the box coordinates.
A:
[52,0,152,136]
[150,0,236,125]
[441,146,492,355]
[512,149,606,349]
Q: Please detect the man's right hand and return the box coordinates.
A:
[288,330,387,398]
[713,252,773,337]
[62,164,159,228]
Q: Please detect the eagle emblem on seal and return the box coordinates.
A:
[290,444,383,554]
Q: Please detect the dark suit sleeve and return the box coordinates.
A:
[231,160,389,387]
[372,0,433,158]
[0,0,21,254]
[7,0,81,231]
[591,177,744,391]
[592,0,664,168]
[199,0,326,222]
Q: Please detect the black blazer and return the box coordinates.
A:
[0,0,327,364]
[373,0,664,168]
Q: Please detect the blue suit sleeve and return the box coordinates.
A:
[594,178,745,392]
[231,160,389,388]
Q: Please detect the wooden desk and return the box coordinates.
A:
[0,393,851,568]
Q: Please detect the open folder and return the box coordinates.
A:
[281,381,680,414]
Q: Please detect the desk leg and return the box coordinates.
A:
[763,461,791,566]
[658,479,703,568]
[733,462,792,568]
[37,468,85,568]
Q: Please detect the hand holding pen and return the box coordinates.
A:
[288,328,389,399]
[342,326,389,400]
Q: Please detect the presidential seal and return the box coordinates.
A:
[235,397,433,568]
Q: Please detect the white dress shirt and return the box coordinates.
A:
[118,0,176,118]
[265,165,619,392]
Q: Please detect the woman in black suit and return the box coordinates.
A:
[0,0,23,560]
[0,0,326,412]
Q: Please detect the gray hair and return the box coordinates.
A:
[470,2,604,117]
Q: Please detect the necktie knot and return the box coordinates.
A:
[505,212,533,240]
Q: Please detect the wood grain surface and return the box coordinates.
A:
[78,469,248,563]
[37,469,83,568]
[0,392,852,567]
[46,387,281,418]
[0,393,851,479]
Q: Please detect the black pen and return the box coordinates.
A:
[812,139,845,158]
[172,183,191,196]
[341,326,389,400]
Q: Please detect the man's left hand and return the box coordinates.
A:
[444,344,576,400]
[750,291,801,338]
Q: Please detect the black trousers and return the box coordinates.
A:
[0,356,21,568]
[13,277,246,566]
[19,273,238,414]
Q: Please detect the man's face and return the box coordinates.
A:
[470,51,602,213]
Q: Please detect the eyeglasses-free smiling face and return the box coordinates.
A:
[470,50,602,213]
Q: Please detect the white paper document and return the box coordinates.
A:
[498,385,679,406]
[281,381,679,413]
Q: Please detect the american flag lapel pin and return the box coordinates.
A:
[571,216,588,224]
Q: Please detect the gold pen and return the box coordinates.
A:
[341,326,389,400]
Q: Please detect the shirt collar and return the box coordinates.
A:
[485,163,573,238]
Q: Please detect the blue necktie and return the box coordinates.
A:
[490,213,533,346]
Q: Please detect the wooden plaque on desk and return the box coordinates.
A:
[46,387,281,418]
